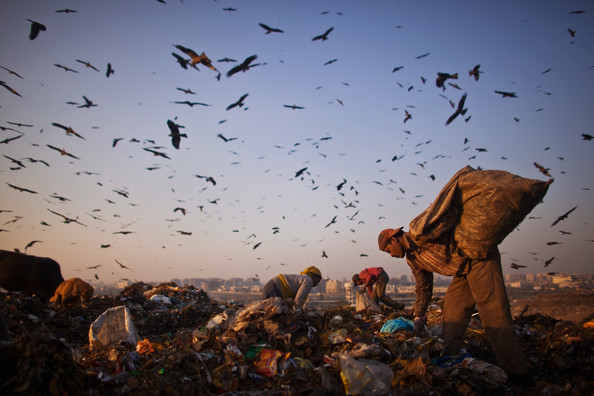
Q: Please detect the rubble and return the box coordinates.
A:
[1,282,593,395]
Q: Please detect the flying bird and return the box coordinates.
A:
[47,209,86,226]
[173,45,218,72]
[0,81,22,97]
[170,100,210,107]
[54,64,78,73]
[551,205,577,227]
[510,262,526,270]
[217,133,237,142]
[77,95,97,108]
[52,122,85,139]
[194,174,216,185]
[295,167,308,178]
[143,147,170,159]
[1,66,24,79]
[106,63,114,77]
[76,59,100,72]
[436,72,458,89]
[325,215,337,228]
[494,90,517,98]
[171,52,191,70]
[26,19,46,40]
[468,64,482,81]
[312,27,334,41]
[6,183,37,194]
[46,144,80,159]
[226,93,249,110]
[24,240,42,251]
[176,87,195,94]
[226,55,259,77]
[544,257,555,267]
[533,162,552,177]
[581,133,593,141]
[403,109,412,123]
[115,259,132,271]
[167,119,187,149]
[259,23,284,34]
[283,104,304,109]
[446,92,468,125]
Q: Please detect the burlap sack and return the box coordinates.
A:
[410,166,552,259]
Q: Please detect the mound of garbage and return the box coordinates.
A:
[1,282,593,395]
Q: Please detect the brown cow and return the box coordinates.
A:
[0,250,64,299]
[50,278,94,306]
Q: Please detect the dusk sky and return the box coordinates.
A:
[1,0,593,285]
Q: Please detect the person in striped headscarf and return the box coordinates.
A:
[262,266,322,315]
[378,227,529,378]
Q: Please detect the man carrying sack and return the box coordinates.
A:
[378,166,552,379]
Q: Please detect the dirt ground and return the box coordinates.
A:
[510,289,594,323]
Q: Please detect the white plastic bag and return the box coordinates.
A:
[89,305,140,349]
[355,291,381,313]
[338,353,393,395]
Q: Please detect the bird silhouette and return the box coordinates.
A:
[76,59,100,72]
[106,63,114,77]
[468,64,482,81]
[1,66,24,79]
[446,92,468,125]
[403,109,412,123]
[167,119,187,150]
[171,52,191,69]
[581,133,593,141]
[259,23,284,34]
[217,133,237,142]
[0,81,22,97]
[54,64,78,73]
[52,122,85,139]
[115,259,132,270]
[170,100,210,107]
[24,240,42,251]
[226,93,249,110]
[544,257,555,267]
[143,147,170,159]
[551,205,577,227]
[436,72,458,89]
[533,162,552,177]
[226,55,259,77]
[494,90,517,98]
[510,262,526,270]
[312,27,334,41]
[26,19,46,40]
[6,182,37,194]
[173,45,218,72]
[46,144,80,159]
[283,104,305,109]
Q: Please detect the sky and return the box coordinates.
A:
[1,0,593,286]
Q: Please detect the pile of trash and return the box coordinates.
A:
[1,282,593,395]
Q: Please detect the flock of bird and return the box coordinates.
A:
[1,3,592,283]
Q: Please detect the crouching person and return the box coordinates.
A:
[262,266,322,315]
[50,277,94,306]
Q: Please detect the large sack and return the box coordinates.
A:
[355,291,381,313]
[410,166,552,259]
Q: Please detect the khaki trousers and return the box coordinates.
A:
[442,249,529,375]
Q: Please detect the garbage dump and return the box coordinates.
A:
[1,281,593,395]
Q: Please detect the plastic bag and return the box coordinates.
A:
[459,357,508,383]
[380,317,413,333]
[355,291,381,313]
[338,353,393,395]
[89,305,140,349]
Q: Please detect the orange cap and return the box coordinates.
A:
[378,227,403,250]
